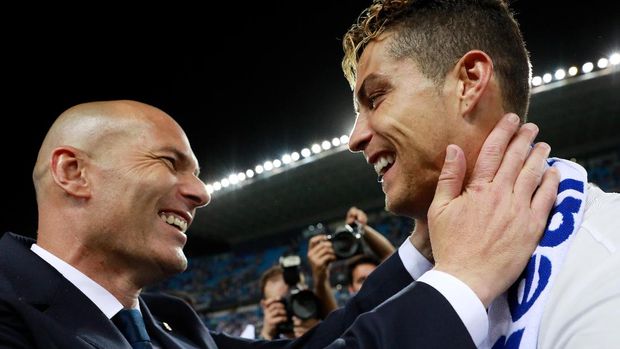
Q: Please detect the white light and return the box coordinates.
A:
[597,58,609,69]
[228,174,238,185]
[542,73,552,83]
[311,144,322,154]
[246,169,254,178]
[531,76,542,86]
[273,159,282,168]
[291,152,300,161]
[255,165,264,174]
[237,172,246,181]
[282,154,292,164]
[554,69,566,80]
[221,178,230,187]
[331,137,341,147]
[610,53,620,65]
[568,66,578,76]
[301,148,311,158]
[321,140,331,150]
[340,135,349,144]
[582,62,594,73]
[263,161,273,171]
[213,182,222,191]
[206,184,214,194]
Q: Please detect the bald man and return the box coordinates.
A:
[0,100,558,348]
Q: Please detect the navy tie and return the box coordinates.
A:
[112,309,153,349]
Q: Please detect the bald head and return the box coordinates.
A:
[33,100,181,198]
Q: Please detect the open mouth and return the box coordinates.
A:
[373,154,395,183]
[159,211,188,233]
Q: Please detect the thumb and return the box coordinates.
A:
[431,144,466,209]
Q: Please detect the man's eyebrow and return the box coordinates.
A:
[355,73,382,106]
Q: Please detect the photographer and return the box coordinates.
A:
[258,264,321,340]
[308,207,396,316]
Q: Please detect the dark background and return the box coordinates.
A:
[1,1,618,239]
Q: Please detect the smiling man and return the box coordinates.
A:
[344,0,619,347]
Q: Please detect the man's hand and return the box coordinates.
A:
[345,206,368,226]
[428,113,560,308]
[260,298,288,340]
[307,234,336,284]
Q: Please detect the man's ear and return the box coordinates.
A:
[49,146,91,198]
[455,50,494,117]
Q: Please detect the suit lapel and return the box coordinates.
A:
[0,233,131,349]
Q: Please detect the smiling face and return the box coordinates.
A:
[348,33,458,219]
[86,103,210,280]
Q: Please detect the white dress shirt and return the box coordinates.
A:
[30,244,129,318]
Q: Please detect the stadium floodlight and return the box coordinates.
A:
[282,154,292,164]
[228,174,239,185]
[568,66,578,76]
[610,53,620,66]
[597,58,609,69]
[237,172,246,182]
[246,169,255,178]
[554,69,566,80]
[301,148,311,158]
[273,159,282,168]
[263,161,273,171]
[582,62,594,73]
[221,178,230,188]
[542,73,552,83]
[311,144,322,154]
[531,76,543,86]
[213,182,222,191]
[255,165,264,174]
[340,135,349,144]
[206,184,214,194]
[321,140,332,150]
[332,137,341,147]
[291,152,300,161]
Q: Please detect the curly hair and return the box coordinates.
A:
[342,0,531,118]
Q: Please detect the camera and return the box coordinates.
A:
[326,222,364,259]
[275,254,321,335]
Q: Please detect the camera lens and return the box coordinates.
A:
[328,225,362,259]
[289,289,320,320]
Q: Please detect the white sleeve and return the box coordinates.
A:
[397,238,433,280]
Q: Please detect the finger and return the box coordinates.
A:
[318,253,336,266]
[309,234,327,248]
[530,167,560,229]
[429,144,466,212]
[495,123,540,187]
[470,113,521,184]
[514,142,551,199]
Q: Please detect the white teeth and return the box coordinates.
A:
[373,154,395,176]
[159,212,188,233]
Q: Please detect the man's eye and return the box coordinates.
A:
[162,157,176,169]
[368,93,382,110]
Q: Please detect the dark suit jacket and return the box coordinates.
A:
[0,232,475,348]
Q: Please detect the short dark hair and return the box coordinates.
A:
[346,254,381,286]
[342,0,531,118]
